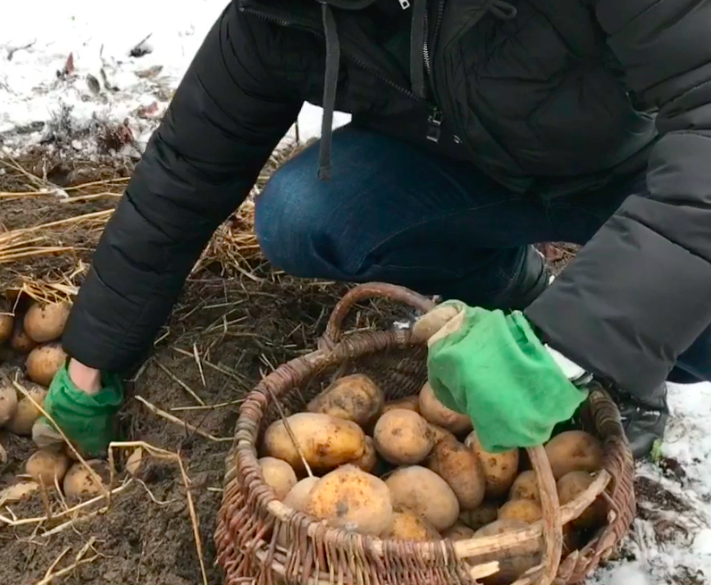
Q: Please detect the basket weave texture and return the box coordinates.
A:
[215,283,636,585]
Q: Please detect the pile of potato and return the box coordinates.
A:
[0,298,104,500]
[258,373,606,584]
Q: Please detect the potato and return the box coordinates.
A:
[0,382,18,426]
[7,384,47,435]
[426,438,486,510]
[459,502,499,531]
[276,475,321,548]
[498,499,542,524]
[0,481,39,505]
[352,436,377,473]
[10,320,37,353]
[26,343,67,386]
[25,450,69,486]
[385,466,459,531]
[373,409,434,465]
[429,424,458,445]
[545,431,603,480]
[412,303,463,340]
[381,395,420,415]
[23,302,71,343]
[443,522,476,541]
[387,509,441,541]
[557,471,607,529]
[419,382,472,435]
[125,448,143,476]
[306,465,393,535]
[465,432,519,498]
[474,520,543,585]
[63,460,108,499]
[0,312,13,344]
[508,471,540,502]
[307,374,384,428]
[262,412,366,473]
[259,457,297,501]
[284,476,320,512]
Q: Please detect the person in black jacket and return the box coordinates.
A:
[33,0,711,459]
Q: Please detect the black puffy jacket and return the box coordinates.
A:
[63,0,711,399]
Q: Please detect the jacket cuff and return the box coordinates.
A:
[526,210,711,398]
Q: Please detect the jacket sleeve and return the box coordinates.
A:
[525,0,711,398]
[62,5,302,372]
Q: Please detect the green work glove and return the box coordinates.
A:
[422,301,588,453]
[32,364,124,458]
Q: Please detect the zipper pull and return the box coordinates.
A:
[427,107,443,143]
[399,0,411,8]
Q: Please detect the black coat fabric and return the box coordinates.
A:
[63,0,711,400]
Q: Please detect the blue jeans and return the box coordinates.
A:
[255,126,710,385]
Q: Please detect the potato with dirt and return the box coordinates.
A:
[381,395,420,415]
[545,430,604,480]
[557,470,607,529]
[0,309,13,345]
[23,301,71,343]
[387,509,441,541]
[426,437,486,510]
[419,382,472,435]
[459,502,499,531]
[443,522,476,541]
[63,460,108,499]
[429,423,458,445]
[25,449,69,486]
[385,465,459,531]
[352,436,378,472]
[7,383,47,435]
[498,499,542,524]
[465,431,519,498]
[474,519,543,585]
[26,343,67,386]
[10,319,36,353]
[0,382,18,426]
[259,457,297,500]
[306,464,393,535]
[373,409,434,465]
[307,374,384,427]
[508,470,540,502]
[262,412,367,473]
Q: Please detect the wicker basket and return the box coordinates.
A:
[215,283,635,585]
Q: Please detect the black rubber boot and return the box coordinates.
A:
[612,383,669,460]
[495,246,551,310]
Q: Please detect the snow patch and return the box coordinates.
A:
[0,0,349,154]
[605,562,653,585]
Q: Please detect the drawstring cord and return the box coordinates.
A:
[318,1,341,181]
[317,0,518,182]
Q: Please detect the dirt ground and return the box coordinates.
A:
[0,148,686,585]
[0,270,362,585]
[0,148,411,585]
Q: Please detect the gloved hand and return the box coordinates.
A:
[414,300,588,453]
[32,363,124,458]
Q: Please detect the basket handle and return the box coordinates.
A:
[318,282,436,350]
